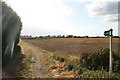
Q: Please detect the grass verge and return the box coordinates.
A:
[47,48,120,78]
[16,53,32,78]
[47,52,79,78]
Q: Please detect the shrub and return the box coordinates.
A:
[48,52,56,61]
[76,69,120,78]
[76,70,108,78]
[80,48,120,72]
[75,69,120,80]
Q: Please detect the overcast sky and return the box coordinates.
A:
[4,0,119,36]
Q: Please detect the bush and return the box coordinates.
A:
[76,69,120,78]
[76,70,108,78]
[48,52,56,61]
[80,48,120,72]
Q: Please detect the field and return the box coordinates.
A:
[4,38,119,78]
[27,38,120,56]
[25,38,120,78]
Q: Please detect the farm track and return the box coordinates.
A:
[19,40,51,78]
[3,40,51,78]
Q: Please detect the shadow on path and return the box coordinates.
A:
[2,45,25,78]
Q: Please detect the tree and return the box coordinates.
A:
[66,35,74,38]
[83,36,89,38]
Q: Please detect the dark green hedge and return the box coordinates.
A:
[80,48,120,72]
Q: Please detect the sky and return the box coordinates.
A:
[3,0,120,36]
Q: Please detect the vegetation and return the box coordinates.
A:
[16,54,32,78]
[2,1,22,66]
[21,35,119,40]
[21,35,120,40]
[79,48,120,72]
[26,38,120,78]
[2,0,120,79]
[78,48,120,78]
[76,70,120,78]
[47,48,120,78]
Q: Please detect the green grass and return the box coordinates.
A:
[16,54,32,78]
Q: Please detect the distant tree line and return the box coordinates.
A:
[20,35,120,40]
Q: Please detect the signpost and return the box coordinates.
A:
[104,29,113,78]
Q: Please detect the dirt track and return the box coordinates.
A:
[20,40,51,78]
[3,40,51,78]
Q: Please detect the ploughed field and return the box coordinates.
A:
[26,38,120,56]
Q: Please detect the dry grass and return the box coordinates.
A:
[47,52,79,78]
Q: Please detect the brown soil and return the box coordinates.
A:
[27,38,120,56]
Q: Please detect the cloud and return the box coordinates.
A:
[3,0,119,36]
[61,0,119,22]
[56,0,119,3]
[4,0,75,36]
[104,14,119,22]
[86,1,119,22]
